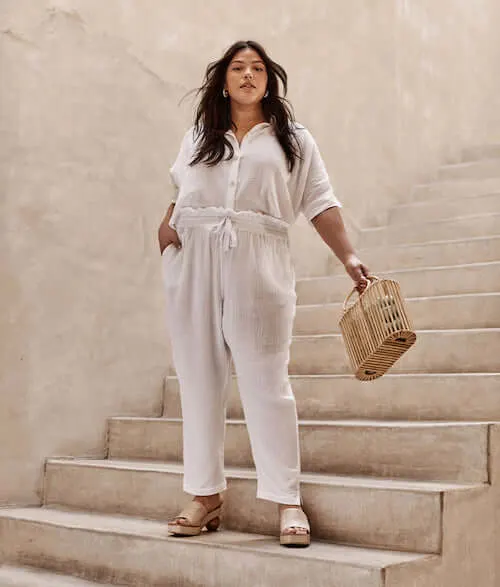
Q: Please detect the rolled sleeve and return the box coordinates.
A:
[298,128,342,222]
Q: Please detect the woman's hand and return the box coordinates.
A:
[344,254,370,293]
[158,213,181,254]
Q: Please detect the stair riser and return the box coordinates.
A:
[43,463,443,552]
[361,214,500,247]
[389,193,500,225]
[412,178,500,202]
[0,566,100,586]
[0,518,381,587]
[109,419,488,483]
[339,237,500,274]
[295,295,500,334]
[461,146,500,161]
[287,331,500,376]
[296,263,500,305]
[164,374,500,422]
[438,160,500,181]
[164,331,499,375]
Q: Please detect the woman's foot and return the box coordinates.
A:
[168,493,224,536]
[278,504,310,547]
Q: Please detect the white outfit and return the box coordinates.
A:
[162,121,341,505]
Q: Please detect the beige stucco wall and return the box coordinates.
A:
[1,0,499,505]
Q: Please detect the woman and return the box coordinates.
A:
[158,40,369,547]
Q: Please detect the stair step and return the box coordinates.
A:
[295,261,500,305]
[295,293,500,333]
[164,373,500,422]
[0,565,104,586]
[43,458,485,553]
[0,507,438,587]
[411,177,500,202]
[167,329,500,376]
[388,192,500,224]
[438,159,500,181]
[461,144,500,161]
[360,213,500,247]
[108,417,489,483]
[336,235,500,274]
[286,329,500,375]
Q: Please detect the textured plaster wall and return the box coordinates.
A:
[0,1,499,504]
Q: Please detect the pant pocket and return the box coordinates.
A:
[161,244,183,289]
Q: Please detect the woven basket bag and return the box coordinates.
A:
[339,276,417,381]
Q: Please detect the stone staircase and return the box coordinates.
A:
[1,145,500,586]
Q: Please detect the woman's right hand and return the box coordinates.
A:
[158,215,181,254]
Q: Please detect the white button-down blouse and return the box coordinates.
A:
[168,121,341,229]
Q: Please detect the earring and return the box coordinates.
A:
[264,89,269,98]
[223,88,229,98]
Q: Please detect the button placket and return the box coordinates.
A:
[227,140,242,209]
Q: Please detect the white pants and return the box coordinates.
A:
[161,208,301,505]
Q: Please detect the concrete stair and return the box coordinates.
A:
[437,159,500,181]
[107,417,490,482]
[295,293,500,332]
[41,458,485,553]
[0,565,106,586]
[164,373,500,422]
[287,330,500,375]
[411,176,500,202]
[387,191,500,225]
[1,145,500,585]
[361,213,500,246]
[0,508,438,587]
[296,261,500,303]
[461,144,500,161]
[329,234,500,274]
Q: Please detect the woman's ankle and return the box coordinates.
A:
[194,493,221,505]
[278,504,302,513]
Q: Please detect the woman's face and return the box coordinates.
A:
[225,48,268,106]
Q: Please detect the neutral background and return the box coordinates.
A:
[1,0,499,505]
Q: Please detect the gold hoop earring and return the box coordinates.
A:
[223,88,229,98]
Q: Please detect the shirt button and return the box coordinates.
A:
[230,180,236,187]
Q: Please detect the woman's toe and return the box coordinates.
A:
[284,527,308,535]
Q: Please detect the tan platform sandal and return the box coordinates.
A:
[167,499,223,536]
[280,506,311,547]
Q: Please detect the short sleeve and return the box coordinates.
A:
[296,127,342,221]
[169,126,194,196]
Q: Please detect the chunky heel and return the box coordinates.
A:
[206,516,220,532]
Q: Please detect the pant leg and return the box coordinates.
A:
[221,229,301,505]
[162,225,231,495]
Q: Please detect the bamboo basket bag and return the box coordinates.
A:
[339,276,417,381]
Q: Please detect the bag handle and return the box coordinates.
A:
[342,275,379,313]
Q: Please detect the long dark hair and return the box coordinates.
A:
[181,40,303,172]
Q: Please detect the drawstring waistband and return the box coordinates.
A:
[173,207,289,251]
[211,216,238,252]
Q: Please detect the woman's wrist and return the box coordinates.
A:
[342,252,360,266]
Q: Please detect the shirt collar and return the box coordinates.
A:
[225,121,272,139]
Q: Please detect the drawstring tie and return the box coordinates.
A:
[211,216,238,251]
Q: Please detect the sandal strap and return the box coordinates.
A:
[280,507,310,533]
[175,500,221,525]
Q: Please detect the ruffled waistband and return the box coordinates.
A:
[170,206,289,252]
